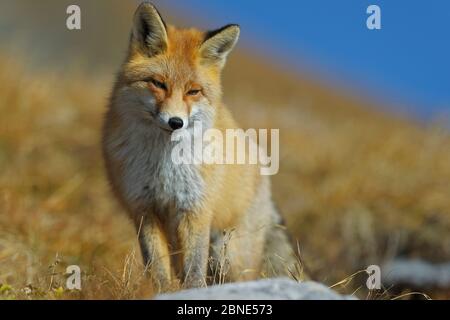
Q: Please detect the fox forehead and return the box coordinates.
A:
[166,26,205,58]
[125,26,214,84]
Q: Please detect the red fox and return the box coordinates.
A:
[102,2,300,290]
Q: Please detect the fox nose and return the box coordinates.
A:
[168,117,184,130]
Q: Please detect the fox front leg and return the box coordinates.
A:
[177,211,211,288]
[136,215,172,292]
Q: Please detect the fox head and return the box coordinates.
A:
[113,2,240,133]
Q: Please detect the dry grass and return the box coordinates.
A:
[0,54,152,299]
[0,47,449,299]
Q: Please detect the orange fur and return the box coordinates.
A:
[102,3,297,290]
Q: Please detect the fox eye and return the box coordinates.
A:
[149,78,167,90]
[186,89,201,96]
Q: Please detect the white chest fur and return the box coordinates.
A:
[107,121,205,213]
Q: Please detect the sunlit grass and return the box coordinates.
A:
[0,52,449,299]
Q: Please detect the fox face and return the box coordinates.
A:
[113,3,240,133]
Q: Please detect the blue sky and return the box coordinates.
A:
[163,0,450,118]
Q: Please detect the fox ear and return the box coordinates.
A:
[200,24,240,67]
[131,2,168,56]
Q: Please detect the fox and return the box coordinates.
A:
[102,2,301,290]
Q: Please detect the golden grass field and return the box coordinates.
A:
[0,1,449,300]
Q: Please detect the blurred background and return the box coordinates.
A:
[0,0,449,299]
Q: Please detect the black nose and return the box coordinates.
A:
[168,117,184,130]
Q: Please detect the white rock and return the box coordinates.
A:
[383,259,450,289]
[155,278,356,300]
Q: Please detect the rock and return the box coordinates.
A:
[383,259,450,289]
[154,278,356,300]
